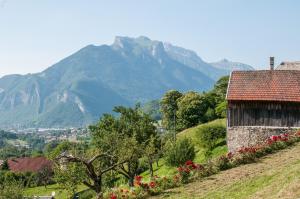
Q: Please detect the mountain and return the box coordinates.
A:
[163,43,227,80]
[0,36,228,128]
[0,36,254,128]
[210,59,255,72]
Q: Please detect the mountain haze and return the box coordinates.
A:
[0,36,253,128]
[210,59,255,72]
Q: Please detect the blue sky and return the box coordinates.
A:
[0,0,300,77]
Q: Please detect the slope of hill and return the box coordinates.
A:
[152,142,300,199]
[0,36,253,128]
[141,119,227,179]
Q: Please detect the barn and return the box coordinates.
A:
[226,60,300,152]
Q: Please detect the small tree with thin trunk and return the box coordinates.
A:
[56,153,125,199]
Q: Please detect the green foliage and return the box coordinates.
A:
[215,101,227,118]
[164,138,195,167]
[196,120,226,159]
[176,92,209,130]
[142,100,162,120]
[160,76,229,132]
[0,179,23,199]
[90,105,158,187]
[54,162,86,197]
[213,76,230,104]
[160,90,183,131]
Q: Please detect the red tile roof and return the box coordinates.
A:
[8,157,52,173]
[227,70,300,102]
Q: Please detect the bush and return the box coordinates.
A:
[196,120,226,158]
[215,153,233,171]
[164,138,195,167]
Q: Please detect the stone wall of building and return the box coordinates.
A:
[227,126,298,152]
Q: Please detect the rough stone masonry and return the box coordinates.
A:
[227,126,298,152]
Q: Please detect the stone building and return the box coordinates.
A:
[226,60,300,152]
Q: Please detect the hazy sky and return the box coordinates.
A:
[0,0,300,77]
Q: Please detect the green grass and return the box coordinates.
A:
[202,159,300,199]
[153,143,300,199]
[142,119,228,180]
[24,184,89,199]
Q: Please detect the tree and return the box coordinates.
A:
[54,160,85,198]
[143,136,160,177]
[142,99,162,120]
[160,90,183,132]
[213,76,229,104]
[90,105,157,187]
[215,101,227,118]
[176,91,209,130]
[56,153,125,199]
[37,166,53,188]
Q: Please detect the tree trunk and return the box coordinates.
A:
[149,160,154,178]
[128,176,135,187]
[96,192,103,199]
[94,177,103,199]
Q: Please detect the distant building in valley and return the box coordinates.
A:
[8,156,52,173]
[226,58,300,152]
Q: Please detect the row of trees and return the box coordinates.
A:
[160,76,229,131]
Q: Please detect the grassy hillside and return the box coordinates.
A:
[25,119,227,198]
[142,119,227,179]
[151,142,300,199]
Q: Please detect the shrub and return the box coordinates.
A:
[196,120,226,159]
[215,153,233,171]
[164,138,195,167]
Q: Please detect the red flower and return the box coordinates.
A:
[110,193,117,199]
[135,175,142,182]
[227,152,234,159]
[149,181,156,188]
[177,166,184,172]
[185,160,193,166]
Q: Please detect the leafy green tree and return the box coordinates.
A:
[144,135,161,177]
[176,91,209,130]
[142,99,162,120]
[213,76,229,104]
[54,159,88,198]
[210,76,229,119]
[90,105,157,187]
[215,101,227,118]
[160,90,183,131]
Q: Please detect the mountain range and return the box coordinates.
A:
[0,36,254,128]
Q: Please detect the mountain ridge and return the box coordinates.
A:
[0,36,253,128]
